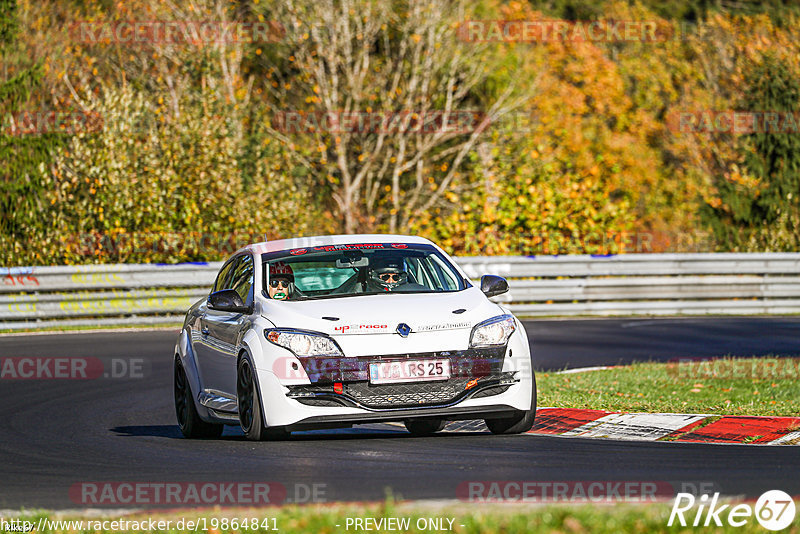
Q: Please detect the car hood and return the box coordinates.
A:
[261,287,501,333]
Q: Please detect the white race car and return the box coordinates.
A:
[174,234,536,440]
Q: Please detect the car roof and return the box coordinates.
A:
[239,234,436,256]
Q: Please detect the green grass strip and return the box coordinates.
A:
[10,500,790,534]
[537,357,800,417]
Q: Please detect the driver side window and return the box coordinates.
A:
[229,255,254,304]
[212,260,236,293]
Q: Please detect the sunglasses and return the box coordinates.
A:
[269,279,291,288]
[378,272,403,282]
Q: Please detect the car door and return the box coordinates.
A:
[194,257,237,397]
[200,254,255,398]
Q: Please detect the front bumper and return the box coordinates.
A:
[286,346,513,411]
[283,404,522,432]
[254,344,533,429]
[286,371,518,410]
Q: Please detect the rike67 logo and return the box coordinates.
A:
[669,490,796,531]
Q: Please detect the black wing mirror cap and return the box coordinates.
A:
[208,289,251,313]
[480,274,509,298]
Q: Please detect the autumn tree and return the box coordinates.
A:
[702,54,800,250]
[0,0,67,263]
[255,0,529,233]
[25,0,316,265]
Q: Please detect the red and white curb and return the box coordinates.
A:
[529,408,800,444]
[384,408,800,444]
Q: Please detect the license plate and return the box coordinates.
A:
[369,359,451,385]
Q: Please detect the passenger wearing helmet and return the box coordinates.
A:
[268,261,294,300]
[367,258,409,292]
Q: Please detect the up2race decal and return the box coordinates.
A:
[333,323,391,334]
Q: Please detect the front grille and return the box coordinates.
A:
[287,372,516,409]
[297,347,506,383]
[344,378,472,408]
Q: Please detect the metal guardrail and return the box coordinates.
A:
[2,253,800,329]
[0,263,222,329]
[457,253,800,317]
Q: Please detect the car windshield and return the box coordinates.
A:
[261,243,468,300]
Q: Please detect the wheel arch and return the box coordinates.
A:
[236,342,268,430]
[174,328,214,421]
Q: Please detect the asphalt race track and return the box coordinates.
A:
[1,317,799,510]
[526,316,800,369]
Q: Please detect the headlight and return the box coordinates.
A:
[264,329,344,357]
[469,315,516,347]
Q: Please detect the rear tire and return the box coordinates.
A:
[404,419,446,436]
[174,358,223,439]
[237,356,290,441]
[485,374,537,435]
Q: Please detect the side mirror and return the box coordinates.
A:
[208,289,251,314]
[480,275,509,298]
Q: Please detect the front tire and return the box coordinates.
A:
[485,374,537,435]
[174,358,223,439]
[404,419,446,436]
[237,356,289,441]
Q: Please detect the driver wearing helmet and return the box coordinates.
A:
[268,261,294,300]
[367,258,409,292]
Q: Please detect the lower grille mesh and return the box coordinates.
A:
[287,372,516,409]
[344,378,472,408]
